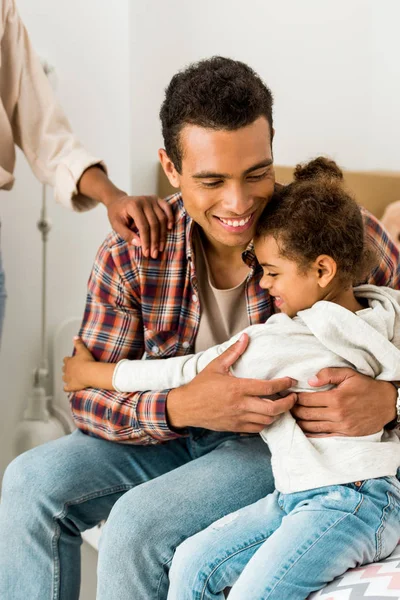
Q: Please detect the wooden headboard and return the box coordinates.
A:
[157,164,400,220]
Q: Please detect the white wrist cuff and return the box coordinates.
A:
[112,359,129,393]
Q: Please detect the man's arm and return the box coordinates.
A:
[293,209,400,436]
[69,239,296,439]
[69,237,182,444]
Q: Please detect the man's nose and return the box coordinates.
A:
[222,184,252,215]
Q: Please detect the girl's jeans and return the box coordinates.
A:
[168,476,400,600]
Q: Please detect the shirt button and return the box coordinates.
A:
[152,346,160,354]
[182,341,190,349]
[192,294,198,303]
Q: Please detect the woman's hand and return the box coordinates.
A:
[78,166,175,258]
[107,194,174,258]
[63,337,95,392]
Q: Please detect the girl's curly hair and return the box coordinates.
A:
[255,157,377,285]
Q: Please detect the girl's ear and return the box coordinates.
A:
[314,255,337,288]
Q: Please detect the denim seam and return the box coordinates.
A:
[375,491,397,562]
[157,556,173,599]
[51,483,135,600]
[265,497,364,598]
[52,524,60,600]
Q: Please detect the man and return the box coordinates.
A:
[0,57,399,600]
[0,0,171,342]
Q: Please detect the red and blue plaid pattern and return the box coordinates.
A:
[69,194,400,445]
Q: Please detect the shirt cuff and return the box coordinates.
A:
[135,390,186,442]
[54,147,107,212]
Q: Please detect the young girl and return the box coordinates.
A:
[64,158,400,600]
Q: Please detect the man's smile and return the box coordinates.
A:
[214,211,255,232]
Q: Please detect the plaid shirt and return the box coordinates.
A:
[70,193,400,445]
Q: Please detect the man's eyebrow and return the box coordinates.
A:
[243,159,273,176]
[192,159,273,180]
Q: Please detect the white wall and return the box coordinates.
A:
[130,0,400,198]
[0,0,130,478]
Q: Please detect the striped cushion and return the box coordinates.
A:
[310,544,400,599]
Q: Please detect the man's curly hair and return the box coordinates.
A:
[160,56,274,173]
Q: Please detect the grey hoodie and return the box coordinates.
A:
[114,285,400,493]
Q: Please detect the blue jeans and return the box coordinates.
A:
[0,429,273,599]
[0,230,6,346]
[168,477,400,600]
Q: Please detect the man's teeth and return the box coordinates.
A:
[219,215,252,227]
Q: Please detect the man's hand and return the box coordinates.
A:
[107,194,174,258]
[166,334,297,433]
[293,367,397,437]
[63,337,95,392]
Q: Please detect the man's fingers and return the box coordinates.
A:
[308,367,355,388]
[292,405,334,422]
[268,392,298,414]
[212,334,250,372]
[246,393,297,419]
[239,423,269,433]
[296,390,331,407]
[239,376,296,398]
[296,419,336,435]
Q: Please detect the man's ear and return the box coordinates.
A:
[314,255,337,288]
[158,149,180,189]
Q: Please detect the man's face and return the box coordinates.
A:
[173,117,274,250]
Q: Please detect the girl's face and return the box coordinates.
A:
[254,235,322,318]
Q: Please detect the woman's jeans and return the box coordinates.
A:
[0,428,274,600]
[0,228,6,346]
[168,476,400,600]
